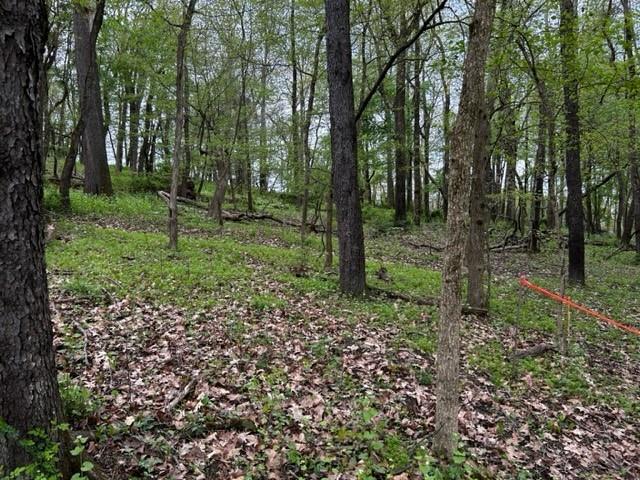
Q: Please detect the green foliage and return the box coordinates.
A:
[58,374,99,422]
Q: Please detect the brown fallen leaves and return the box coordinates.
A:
[50,280,639,479]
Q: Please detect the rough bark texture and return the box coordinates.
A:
[73,0,112,195]
[168,0,197,249]
[434,0,496,461]
[466,76,494,309]
[560,0,585,284]
[325,0,366,295]
[0,0,69,472]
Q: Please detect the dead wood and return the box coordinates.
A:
[368,286,488,316]
[509,343,555,360]
[157,191,325,232]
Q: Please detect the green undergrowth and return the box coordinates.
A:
[45,188,640,438]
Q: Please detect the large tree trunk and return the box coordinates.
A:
[73,0,112,195]
[434,0,496,461]
[560,0,585,284]
[0,1,70,473]
[325,0,366,296]
[168,0,198,249]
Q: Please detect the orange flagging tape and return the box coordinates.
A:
[519,275,640,337]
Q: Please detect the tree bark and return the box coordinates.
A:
[560,0,585,284]
[325,0,366,295]
[125,75,141,171]
[73,0,112,195]
[394,35,408,225]
[621,0,640,256]
[0,1,70,473]
[412,37,422,225]
[531,102,546,252]
[168,0,198,249]
[466,74,495,309]
[434,0,496,461]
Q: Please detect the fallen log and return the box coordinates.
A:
[368,286,488,316]
[509,343,555,360]
[157,191,324,232]
[407,241,444,252]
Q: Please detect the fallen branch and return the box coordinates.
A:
[368,286,488,316]
[166,378,197,411]
[157,191,325,232]
[407,241,444,252]
[509,343,555,360]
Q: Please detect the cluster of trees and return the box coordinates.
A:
[1,0,639,472]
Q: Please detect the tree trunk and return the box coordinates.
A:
[466,74,495,309]
[440,61,451,219]
[423,103,432,219]
[531,102,546,252]
[434,0,496,461]
[259,45,269,192]
[126,76,141,172]
[622,0,640,256]
[301,32,323,243]
[0,1,70,473]
[168,0,198,249]
[116,92,127,172]
[412,38,422,226]
[73,0,112,195]
[325,0,366,295]
[290,0,301,196]
[138,94,154,173]
[394,41,408,225]
[560,0,585,284]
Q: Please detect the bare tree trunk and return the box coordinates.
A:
[0,2,71,473]
[126,74,141,171]
[622,0,640,256]
[138,94,154,173]
[560,0,585,284]
[116,91,127,172]
[531,102,546,252]
[168,0,198,249]
[73,0,112,195]
[394,34,408,225]
[466,74,495,309]
[434,0,496,461]
[423,102,431,219]
[259,45,269,192]
[325,0,366,295]
[412,37,422,225]
[301,32,324,243]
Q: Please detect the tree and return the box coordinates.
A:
[560,0,585,284]
[434,0,496,460]
[73,0,112,195]
[0,0,70,473]
[621,0,640,257]
[325,0,366,295]
[168,0,198,250]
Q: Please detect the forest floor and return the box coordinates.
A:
[44,182,639,480]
